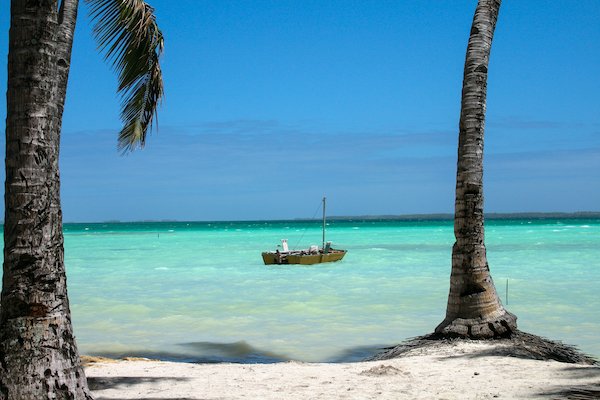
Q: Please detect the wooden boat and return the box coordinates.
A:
[262,197,347,265]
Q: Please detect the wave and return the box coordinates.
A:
[90,341,288,364]
[87,341,390,364]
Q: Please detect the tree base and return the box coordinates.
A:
[434,310,517,338]
[371,330,596,365]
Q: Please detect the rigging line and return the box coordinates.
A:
[292,200,323,250]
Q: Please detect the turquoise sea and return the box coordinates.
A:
[6,218,600,362]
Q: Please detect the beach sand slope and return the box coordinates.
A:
[85,341,600,399]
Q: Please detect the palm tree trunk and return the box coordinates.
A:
[435,0,517,338]
[1,0,92,398]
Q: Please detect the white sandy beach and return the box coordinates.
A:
[85,340,599,400]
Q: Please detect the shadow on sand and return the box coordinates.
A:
[88,376,198,400]
[371,330,600,399]
[537,365,600,399]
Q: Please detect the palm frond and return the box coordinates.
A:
[87,0,164,153]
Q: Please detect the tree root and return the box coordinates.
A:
[370,330,597,365]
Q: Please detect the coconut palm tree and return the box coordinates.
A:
[435,0,517,338]
[1,0,163,398]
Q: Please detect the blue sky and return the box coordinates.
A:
[1,1,599,222]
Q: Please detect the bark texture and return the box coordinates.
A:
[1,0,92,398]
[435,0,517,338]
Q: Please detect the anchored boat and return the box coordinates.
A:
[261,197,347,265]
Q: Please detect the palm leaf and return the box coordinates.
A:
[87,0,164,152]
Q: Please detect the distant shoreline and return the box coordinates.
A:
[323,211,600,221]
[4,212,596,225]
[46,211,600,224]
[2,212,598,225]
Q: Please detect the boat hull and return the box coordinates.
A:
[262,250,346,265]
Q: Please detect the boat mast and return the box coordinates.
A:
[322,196,326,248]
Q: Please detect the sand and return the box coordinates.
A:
[85,341,600,400]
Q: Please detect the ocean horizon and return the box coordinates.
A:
[1,217,599,363]
[53,210,600,224]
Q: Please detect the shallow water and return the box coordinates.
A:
[3,218,600,362]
